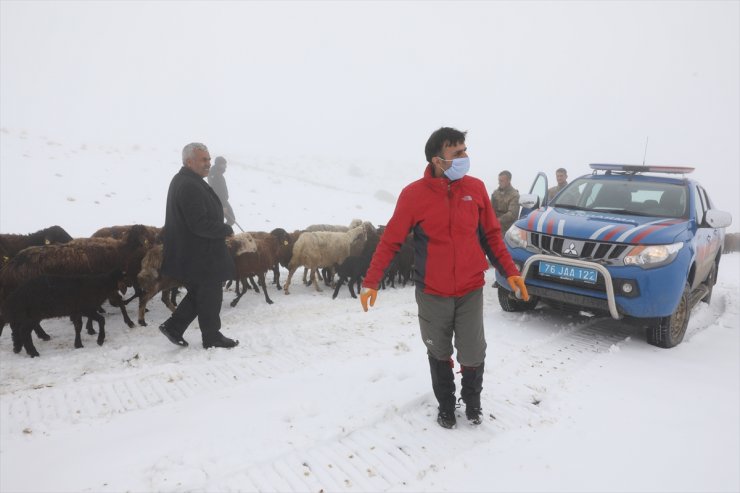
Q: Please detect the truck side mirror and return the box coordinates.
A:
[520,193,540,209]
[704,209,732,229]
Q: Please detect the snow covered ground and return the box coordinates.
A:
[0,132,738,492]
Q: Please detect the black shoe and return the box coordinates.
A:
[437,409,456,429]
[465,407,483,425]
[159,324,188,347]
[202,334,239,349]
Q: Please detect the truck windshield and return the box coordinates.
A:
[551,178,688,218]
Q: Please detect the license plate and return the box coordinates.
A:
[538,261,597,284]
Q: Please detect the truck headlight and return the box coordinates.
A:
[624,242,683,267]
[505,225,528,249]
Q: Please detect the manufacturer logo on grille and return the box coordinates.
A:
[563,242,578,256]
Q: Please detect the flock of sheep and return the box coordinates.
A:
[0,220,414,358]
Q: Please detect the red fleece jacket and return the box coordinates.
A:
[363,165,519,297]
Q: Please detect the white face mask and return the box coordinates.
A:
[439,157,470,181]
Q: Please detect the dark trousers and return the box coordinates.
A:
[415,287,486,367]
[166,281,223,342]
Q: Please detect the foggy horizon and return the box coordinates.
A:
[1,1,738,217]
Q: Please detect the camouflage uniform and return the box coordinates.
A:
[548,183,567,201]
[491,184,520,234]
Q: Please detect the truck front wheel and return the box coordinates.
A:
[646,283,690,348]
[498,286,539,312]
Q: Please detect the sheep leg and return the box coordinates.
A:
[71,315,84,349]
[272,264,282,290]
[230,278,249,307]
[311,268,322,292]
[91,312,105,346]
[162,289,177,312]
[169,287,179,307]
[86,317,96,335]
[110,293,135,328]
[303,267,310,286]
[323,267,334,287]
[33,323,51,341]
[139,288,158,326]
[122,285,142,305]
[10,323,24,354]
[284,268,297,295]
[249,276,260,293]
[258,273,273,305]
[332,276,346,299]
[348,276,359,299]
[22,323,40,358]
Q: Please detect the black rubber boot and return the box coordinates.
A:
[429,355,457,429]
[460,363,484,425]
[159,321,188,347]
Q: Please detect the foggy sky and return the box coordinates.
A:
[1,1,738,217]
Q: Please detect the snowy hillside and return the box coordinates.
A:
[0,133,738,493]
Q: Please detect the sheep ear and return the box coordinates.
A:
[144,239,149,247]
[283,241,289,246]
[44,239,50,245]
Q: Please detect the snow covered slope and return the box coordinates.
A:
[1,131,738,492]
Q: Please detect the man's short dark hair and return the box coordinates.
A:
[499,170,512,180]
[425,127,467,163]
[556,167,567,174]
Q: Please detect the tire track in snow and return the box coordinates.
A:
[0,295,413,433]
[153,316,643,492]
[178,292,733,492]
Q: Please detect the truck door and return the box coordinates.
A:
[519,172,549,219]
[691,183,715,289]
[693,185,719,289]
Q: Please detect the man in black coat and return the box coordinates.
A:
[207,156,236,226]
[159,142,239,349]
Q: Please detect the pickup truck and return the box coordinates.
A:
[496,164,732,348]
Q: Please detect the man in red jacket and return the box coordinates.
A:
[360,127,528,429]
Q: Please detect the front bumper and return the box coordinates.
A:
[497,251,689,319]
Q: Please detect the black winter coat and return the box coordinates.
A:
[161,167,235,283]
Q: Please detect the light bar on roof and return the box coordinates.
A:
[589,164,695,174]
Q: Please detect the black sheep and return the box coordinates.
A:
[2,270,126,357]
[332,254,372,299]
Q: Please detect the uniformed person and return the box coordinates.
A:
[548,167,568,200]
[491,170,519,234]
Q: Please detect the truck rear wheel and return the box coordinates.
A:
[647,283,690,348]
[498,286,538,312]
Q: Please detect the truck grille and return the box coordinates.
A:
[529,233,628,262]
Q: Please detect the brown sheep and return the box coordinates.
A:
[230,229,293,307]
[91,224,163,304]
[91,224,162,243]
[0,225,151,329]
[0,225,74,262]
[135,233,257,326]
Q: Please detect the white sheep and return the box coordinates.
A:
[283,225,367,294]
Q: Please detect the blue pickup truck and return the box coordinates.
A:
[496,164,732,348]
